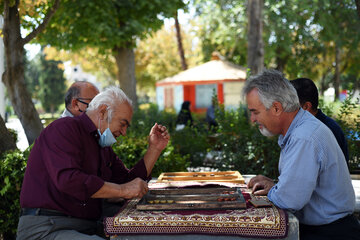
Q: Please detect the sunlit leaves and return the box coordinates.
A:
[37,0,185,52]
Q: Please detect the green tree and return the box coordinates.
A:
[312,0,360,99]
[193,0,248,64]
[24,52,41,100]
[43,47,118,88]
[135,25,202,91]
[193,0,360,98]
[38,51,66,115]
[37,0,186,106]
[1,0,60,145]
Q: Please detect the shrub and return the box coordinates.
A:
[128,103,177,138]
[336,94,360,172]
[112,137,189,178]
[125,103,207,170]
[170,125,210,168]
[0,148,30,239]
[208,104,280,179]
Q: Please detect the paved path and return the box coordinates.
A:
[352,178,360,214]
[5,118,29,151]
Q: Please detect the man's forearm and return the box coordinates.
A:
[143,146,162,176]
[91,181,123,198]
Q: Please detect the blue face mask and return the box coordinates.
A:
[98,118,117,148]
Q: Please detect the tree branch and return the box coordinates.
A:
[22,0,61,45]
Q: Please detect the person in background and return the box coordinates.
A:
[17,86,170,239]
[175,101,193,130]
[243,69,359,240]
[206,99,218,130]
[61,81,99,118]
[290,78,349,165]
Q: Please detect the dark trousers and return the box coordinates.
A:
[300,214,360,240]
[16,215,104,240]
[16,201,124,240]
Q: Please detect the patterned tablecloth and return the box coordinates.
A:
[104,182,289,239]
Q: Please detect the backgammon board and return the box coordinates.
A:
[157,171,245,184]
[136,187,246,211]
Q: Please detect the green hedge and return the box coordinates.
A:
[0,148,30,239]
[336,95,360,172]
[112,137,189,178]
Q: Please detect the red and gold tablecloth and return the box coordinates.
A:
[104,182,288,239]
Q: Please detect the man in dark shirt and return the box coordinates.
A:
[290,78,349,165]
[17,86,170,239]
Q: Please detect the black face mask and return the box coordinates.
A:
[76,98,90,113]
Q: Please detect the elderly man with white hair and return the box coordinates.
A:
[17,87,170,240]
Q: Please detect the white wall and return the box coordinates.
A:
[174,85,184,113]
[64,62,101,90]
[156,86,165,111]
[224,81,244,110]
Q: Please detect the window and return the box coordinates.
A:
[196,84,217,108]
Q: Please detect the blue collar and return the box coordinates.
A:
[278,108,304,148]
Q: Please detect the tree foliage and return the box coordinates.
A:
[38,0,185,51]
[1,0,60,145]
[38,51,66,114]
[36,0,186,105]
[192,0,360,95]
[135,25,202,89]
[0,148,30,239]
[44,23,203,98]
[193,0,248,64]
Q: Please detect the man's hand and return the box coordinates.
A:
[148,123,170,152]
[247,175,275,196]
[91,178,149,199]
[119,178,149,199]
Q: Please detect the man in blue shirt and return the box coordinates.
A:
[290,78,349,165]
[243,69,359,240]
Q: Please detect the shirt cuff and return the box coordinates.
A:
[84,175,105,199]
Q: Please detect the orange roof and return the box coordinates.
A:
[156,59,247,86]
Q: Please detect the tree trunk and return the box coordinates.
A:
[2,0,44,145]
[334,44,340,101]
[247,0,264,76]
[113,46,138,107]
[275,56,286,73]
[319,68,331,96]
[174,11,187,70]
[0,115,17,155]
[275,47,288,73]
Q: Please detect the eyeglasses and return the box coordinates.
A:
[120,120,131,129]
[76,98,92,107]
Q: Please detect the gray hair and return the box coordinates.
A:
[242,69,300,112]
[64,84,81,108]
[87,86,132,121]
